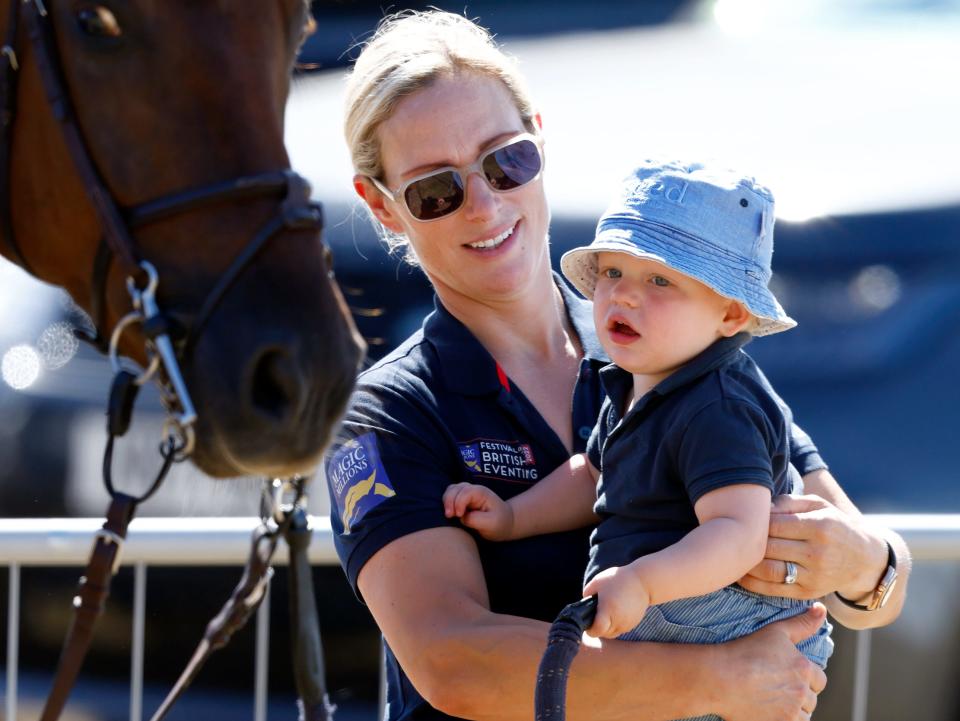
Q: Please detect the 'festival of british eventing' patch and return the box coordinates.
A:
[457,438,538,483]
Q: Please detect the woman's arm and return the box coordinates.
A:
[359,525,827,721]
[739,468,910,630]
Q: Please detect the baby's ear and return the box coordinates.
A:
[719,300,753,337]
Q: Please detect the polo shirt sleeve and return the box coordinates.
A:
[789,422,828,476]
[324,379,459,600]
[676,398,780,505]
[748,360,828,476]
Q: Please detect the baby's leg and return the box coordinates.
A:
[619,585,833,721]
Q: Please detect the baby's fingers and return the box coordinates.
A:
[442,483,473,518]
[586,606,614,638]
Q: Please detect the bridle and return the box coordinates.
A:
[2,0,330,459]
[1,1,335,719]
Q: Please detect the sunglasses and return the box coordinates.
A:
[369,133,544,222]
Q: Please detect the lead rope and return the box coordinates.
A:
[285,507,336,721]
[148,478,335,721]
[534,596,598,721]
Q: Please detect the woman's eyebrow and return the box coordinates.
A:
[399,130,524,179]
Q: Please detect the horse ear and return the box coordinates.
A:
[353,175,404,234]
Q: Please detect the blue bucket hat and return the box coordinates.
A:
[560,160,796,336]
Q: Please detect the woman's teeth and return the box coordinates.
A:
[469,225,515,249]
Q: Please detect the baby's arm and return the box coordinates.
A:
[584,483,771,638]
[443,453,599,541]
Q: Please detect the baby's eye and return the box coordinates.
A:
[651,275,671,287]
[601,267,622,279]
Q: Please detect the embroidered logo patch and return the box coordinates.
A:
[328,433,396,534]
[457,439,539,483]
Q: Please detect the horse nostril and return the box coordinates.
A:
[249,348,304,423]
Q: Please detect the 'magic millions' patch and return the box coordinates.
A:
[328,433,396,534]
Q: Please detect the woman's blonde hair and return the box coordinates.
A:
[343,10,537,261]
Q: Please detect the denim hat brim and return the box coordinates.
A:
[560,224,796,337]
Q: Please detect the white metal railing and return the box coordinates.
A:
[1,516,337,721]
[1,514,958,721]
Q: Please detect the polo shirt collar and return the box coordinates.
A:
[425,273,606,396]
[600,332,752,410]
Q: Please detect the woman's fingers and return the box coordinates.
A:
[746,558,799,584]
[764,537,811,564]
[748,548,809,598]
[802,686,819,716]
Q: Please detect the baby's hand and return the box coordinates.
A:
[442,482,515,540]
[582,565,651,639]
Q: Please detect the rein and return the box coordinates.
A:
[1,1,336,718]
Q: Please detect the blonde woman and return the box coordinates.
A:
[325,11,909,721]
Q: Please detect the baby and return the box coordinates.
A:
[443,161,833,692]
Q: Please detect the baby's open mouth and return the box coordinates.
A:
[610,320,639,337]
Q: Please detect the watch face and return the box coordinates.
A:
[876,570,899,609]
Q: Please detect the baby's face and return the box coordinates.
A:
[592,252,740,383]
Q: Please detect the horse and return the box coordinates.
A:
[0,0,364,481]
[1,2,364,717]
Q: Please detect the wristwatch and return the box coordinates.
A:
[835,540,898,611]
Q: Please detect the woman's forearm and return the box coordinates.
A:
[360,527,824,721]
[428,612,726,721]
[428,607,825,721]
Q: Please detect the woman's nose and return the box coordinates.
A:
[461,172,498,222]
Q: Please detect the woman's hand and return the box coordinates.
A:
[739,482,909,629]
[443,482,515,540]
[712,604,828,721]
[739,494,885,600]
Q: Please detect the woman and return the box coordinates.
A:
[324,11,909,721]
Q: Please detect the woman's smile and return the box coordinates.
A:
[464,221,519,254]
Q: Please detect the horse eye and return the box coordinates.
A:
[77,6,122,38]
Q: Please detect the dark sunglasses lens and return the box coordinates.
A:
[404,171,465,220]
[483,139,542,191]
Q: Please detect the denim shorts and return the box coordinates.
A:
[618,585,834,721]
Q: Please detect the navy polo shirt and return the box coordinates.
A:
[584,333,825,585]
[324,276,608,721]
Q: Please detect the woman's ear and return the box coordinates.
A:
[719,300,753,337]
[353,174,404,234]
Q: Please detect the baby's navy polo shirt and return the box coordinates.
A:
[584,332,823,586]
[324,276,608,721]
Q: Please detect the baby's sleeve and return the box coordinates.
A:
[676,398,781,505]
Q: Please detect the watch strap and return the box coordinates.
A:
[835,540,897,611]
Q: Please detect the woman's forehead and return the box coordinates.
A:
[378,73,527,179]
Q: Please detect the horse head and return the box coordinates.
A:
[1,0,364,478]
